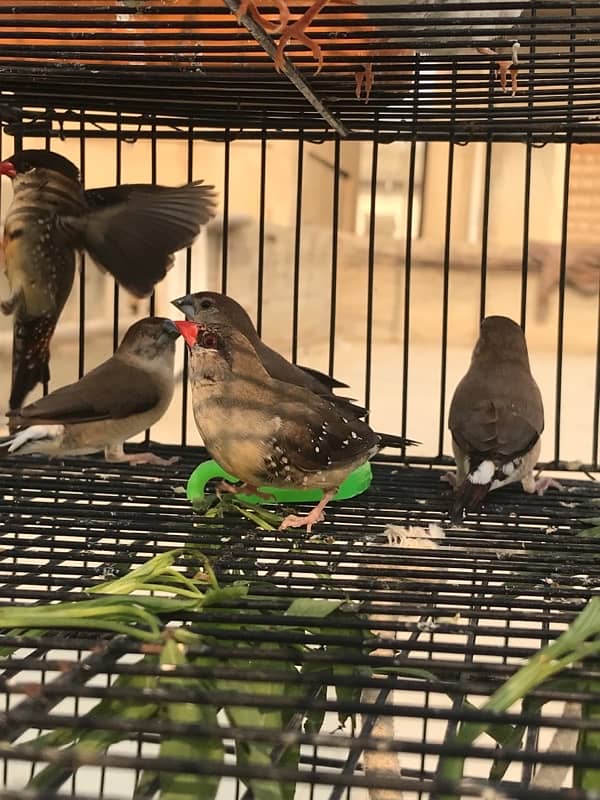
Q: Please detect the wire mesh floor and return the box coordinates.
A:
[1,445,599,799]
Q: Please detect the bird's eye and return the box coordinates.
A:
[201,332,219,349]
[200,299,212,310]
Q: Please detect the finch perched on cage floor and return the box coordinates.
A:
[172,290,366,417]
[175,318,416,531]
[0,317,180,465]
[446,315,562,524]
[0,149,216,418]
[172,291,414,451]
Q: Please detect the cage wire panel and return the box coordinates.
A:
[1,1,600,800]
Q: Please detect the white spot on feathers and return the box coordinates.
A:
[502,460,516,476]
[470,460,495,485]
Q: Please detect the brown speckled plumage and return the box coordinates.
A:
[172,290,366,418]
[177,319,414,531]
[0,149,216,411]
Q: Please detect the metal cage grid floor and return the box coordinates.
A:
[1,448,599,799]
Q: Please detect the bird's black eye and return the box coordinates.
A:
[200,299,213,310]
[201,331,219,350]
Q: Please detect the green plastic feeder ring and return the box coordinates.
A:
[186,459,373,506]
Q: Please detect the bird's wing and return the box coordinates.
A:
[449,369,543,461]
[296,363,349,390]
[10,359,161,425]
[273,397,378,474]
[63,182,217,297]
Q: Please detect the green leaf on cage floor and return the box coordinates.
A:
[300,661,332,735]
[576,526,600,538]
[218,649,300,800]
[574,677,600,790]
[434,596,600,800]
[285,597,344,618]
[27,670,160,791]
[201,582,249,606]
[333,660,373,725]
[487,694,545,781]
[159,638,224,800]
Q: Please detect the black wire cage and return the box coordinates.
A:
[1,2,600,799]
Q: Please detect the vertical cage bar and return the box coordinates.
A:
[256,132,267,337]
[554,4,577,466]
[479,139,493,321]
[520,1,537,332]
[112,117,122,353]
[149,122,157,319]
[364,136,379,418]
[553,145,571,466]
[78,112,87,379]
[593,279,600,468]
[221,135,231,294]
[401,138,416,445]
[328,138,341,377]
[437,139,455,458]
[520,141,533,331]
[291,134,304,365]
[181,132,195,448]
[145,123,159,446]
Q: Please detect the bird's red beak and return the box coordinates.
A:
[174,320,201,348]
[0,161,17,178]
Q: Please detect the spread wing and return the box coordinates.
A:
[63,182,217,297]
[9,358,160,426]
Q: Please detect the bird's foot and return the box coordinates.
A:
[440,471,458,488]
[533,476,564,496]
[497,60,519,96]
[215,480,277,502]
[106,450,179,466]
[215,479,242,498]
[236,0,289,33]
[279,509,326,533]
[355,63,374,102]
[273,0,351,72]
[477,47,519,95]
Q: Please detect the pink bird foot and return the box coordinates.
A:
[108,451,179,467]
[278,488,336,532]
[532,476,563,496]
[440,471,458,488]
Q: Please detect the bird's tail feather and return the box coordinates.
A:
[377,432,420,450]
[10,315,55,414]
[451,459,494,524]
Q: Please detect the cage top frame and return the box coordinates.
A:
[0,1,598,143]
